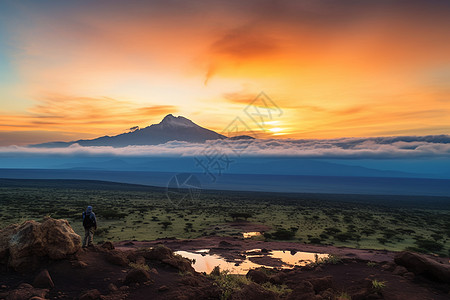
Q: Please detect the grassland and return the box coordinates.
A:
[0,179,449,256]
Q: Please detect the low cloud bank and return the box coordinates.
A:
[1,135,450,158]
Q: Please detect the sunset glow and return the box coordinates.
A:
[0,0,449,145]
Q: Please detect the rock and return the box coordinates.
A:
[79,289,101,300]
[394,251,450,283]
[309,276,333,293]
[107,283,118,292]
[269,272,287,285]
[246,269,269,284]
[320,288,334,299]
[71,260,88,268]
[403,272,415,280]
[119,286,129,291]
[218,241,233,248]
[351,288,372,300]
[158,285,169,292]
[124,269,151,285]
[149,268,159,275]
[144,245,174,261]
[135,256,146,265]
[230,283,279,300]
[101,242,115,250]
[5,284,48,300]
[33,269,54,289]
[29,297,46,300]
[0,224,19,264]
[287,281,315,300]
[0,217,81,272]
[380,262,396,272]
[162,256,195,273]
[105,250,129,267]
[17,283,33,289]
[392,265,408,276]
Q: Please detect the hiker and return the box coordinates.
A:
[82,205,97,248]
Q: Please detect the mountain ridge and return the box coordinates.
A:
[31,114,226,148]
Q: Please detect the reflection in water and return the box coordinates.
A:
[175,250,262,275]
[175,249,329,275]
[242,232,262,238]
[268,250,328,266]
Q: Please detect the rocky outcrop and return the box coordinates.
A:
[394,251,450,283]
[136,245,195,273]
[0,217,81,272]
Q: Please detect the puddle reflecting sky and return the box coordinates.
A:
[242,232,262,238]
[175,249,329,275]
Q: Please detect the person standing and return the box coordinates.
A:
[82,206,97,248]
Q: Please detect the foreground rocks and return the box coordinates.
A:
[394,251,450,283]
[0,217,81,272]
[1,219,450,299]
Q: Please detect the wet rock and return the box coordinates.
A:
[101,242,115,250]
[287,281,315,300]
[246,269,269,284]
[124,269,151,285]
[33,269,54,289]
[105,250,129,267]
[0,217,81,272]
[392,265,408,276]
[230,283,279,300]
[79,289,101,300]
[394,251,450,283]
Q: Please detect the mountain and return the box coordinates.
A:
[32,114,226,148]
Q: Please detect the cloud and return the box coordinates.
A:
[1,135,450,159]
[0,95,177,141]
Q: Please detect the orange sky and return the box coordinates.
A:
[0,0,449,146]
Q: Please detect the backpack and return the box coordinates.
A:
[83,212,95,228]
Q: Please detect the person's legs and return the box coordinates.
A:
[82,227,89,247]
[87,227,95,246]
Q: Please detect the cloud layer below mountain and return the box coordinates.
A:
[1,135,450,159]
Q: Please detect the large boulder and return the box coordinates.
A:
[0,217,81,272]
[394,251,450,283]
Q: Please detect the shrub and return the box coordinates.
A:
[372,280,386,292]
[271,228,296,240]
[415,239,444,252]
